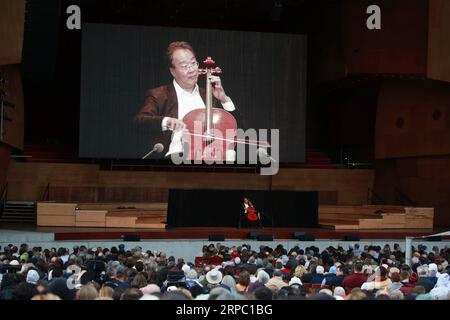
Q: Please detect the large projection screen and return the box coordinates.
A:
[80,23,307,163]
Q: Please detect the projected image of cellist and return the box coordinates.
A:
[238,197,262,229]
[134,41,240,161]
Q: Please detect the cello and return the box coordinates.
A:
[246,206,259,222]
[181,57,270,162]
[182,57,237,162]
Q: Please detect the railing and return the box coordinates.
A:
[41,183,50,201]
[394,188,416,206]
[0,182,7,219]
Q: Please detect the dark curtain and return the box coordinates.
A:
[167,189,318,228]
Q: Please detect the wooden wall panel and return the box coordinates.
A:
[374,156,450,227]
[272,169,374,205]
[6,163,100,200]
[0,143,12,190]
[428,0,450,83]
[341,0,428,75]
[0,65,24,150]
[0,0,25,65]
[375,80,450,159]
[7,163,100,185]
[97,187,168,203]
[6,162,374,206]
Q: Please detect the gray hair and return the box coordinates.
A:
[389,290,404,300]
[221,275,237,294]
[256,270,270,284]
[186,269,198,280]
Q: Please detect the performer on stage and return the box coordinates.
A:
[238,197,261,229]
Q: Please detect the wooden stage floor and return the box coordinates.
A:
[0,223,447,241]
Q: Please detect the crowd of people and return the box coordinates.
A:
[0,241,449,300]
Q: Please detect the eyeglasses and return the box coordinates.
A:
[178,61,199,71]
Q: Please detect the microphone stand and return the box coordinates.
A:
[142,144,163,159]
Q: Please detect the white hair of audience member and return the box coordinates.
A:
[195,294,210,300]
[375,290,389,298]
[428,263,438,276]
[316,265,325,274]
[140,294,160,300]
[222,261,235,268]
[429,273,450,300]
[256,270,270,285]
[362,265,373,275]
[221,275,237,294]
[209,287,234,300]
[181,264,190,274]
[417,266,428,276]
[389,290,404,300]
[186,269,198,280]
[333,286,346,298]
[319,289,333,296]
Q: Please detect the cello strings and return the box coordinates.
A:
[182,131,271,147]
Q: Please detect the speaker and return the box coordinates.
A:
[123,234,140,241]
[296,234,315,241]
[293,231,306,240]
[257,234,274,241]
[344,235,360,241]
[208,234,225,241]
[248,231,261,240]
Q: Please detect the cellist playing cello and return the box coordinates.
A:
[134,41,239,160]
[239,197,262,229]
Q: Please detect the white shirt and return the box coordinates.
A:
[162,79,235,130]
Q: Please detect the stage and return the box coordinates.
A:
[1,223,448,241]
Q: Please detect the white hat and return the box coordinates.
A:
[9,260,20,266]
[428,263,438,273]
[26,270,40,285]
[289,276,302,286]
[206,269,223,284]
